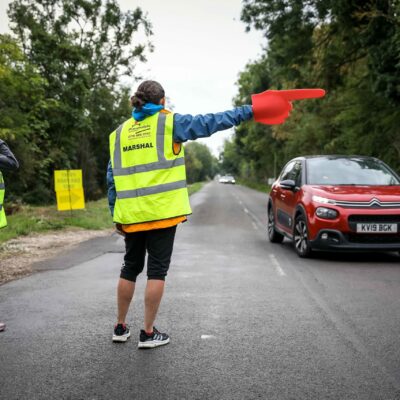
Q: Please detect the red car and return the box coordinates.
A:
[268,155,400,257]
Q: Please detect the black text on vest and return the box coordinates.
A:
[123,143,154,152]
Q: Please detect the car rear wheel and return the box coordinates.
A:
[268,206,284,243]
[294,214,312,257]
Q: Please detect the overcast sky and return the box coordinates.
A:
[0,0,265,156]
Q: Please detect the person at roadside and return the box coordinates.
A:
[107,80,252,348]
[107,80,325,348]
[0,139,19,332]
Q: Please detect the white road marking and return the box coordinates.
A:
[235,191,264,230]
[269,254,287,277]
[201,335,215,340]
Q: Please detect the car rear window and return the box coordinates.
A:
[306,158,400,185]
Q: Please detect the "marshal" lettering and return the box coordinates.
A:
[123,143,154,152]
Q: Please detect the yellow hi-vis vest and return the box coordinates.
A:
[0,172,7,228]
[109,111,192,224]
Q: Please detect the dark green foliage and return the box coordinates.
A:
[223,0,400,180]
[0,34,54,202]
[1,0,151,203]
[184,142,219,184]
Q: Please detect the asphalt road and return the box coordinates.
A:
[1,182,400,400]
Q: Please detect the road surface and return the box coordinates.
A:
[1,182,400,399]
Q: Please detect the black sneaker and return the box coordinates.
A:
[138,327,170,349]
[112,323,130,342]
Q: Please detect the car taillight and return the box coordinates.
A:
[315,207,338,219]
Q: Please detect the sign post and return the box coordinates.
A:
[54,170,85,212]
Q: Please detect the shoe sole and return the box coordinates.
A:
[138,337,170,349]
[112,331,131,342]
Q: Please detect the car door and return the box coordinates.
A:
[275,161,302,234]
[274,161,296,233]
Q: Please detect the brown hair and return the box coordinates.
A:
[130,80,165,109]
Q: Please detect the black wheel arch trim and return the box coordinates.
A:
[294,204,307,219]
[293,203,314,250]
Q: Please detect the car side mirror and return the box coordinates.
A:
[279,179,296,191]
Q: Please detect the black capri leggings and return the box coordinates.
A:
[120,225,177,282]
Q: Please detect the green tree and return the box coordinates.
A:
[220,138,241,176]
[223,0,400,182]
[0,34,55,202]
[6,0,152,202]
[230,57,285,181]
[184,142,218,184]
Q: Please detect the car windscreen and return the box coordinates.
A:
[306,158,400,185]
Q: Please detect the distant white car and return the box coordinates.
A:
[219,175,236,184]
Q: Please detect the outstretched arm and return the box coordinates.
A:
[173,105,253,142]
[0,140,19,170]
[171,88,325,141]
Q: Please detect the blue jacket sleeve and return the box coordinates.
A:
[172,105,253,142]
[107,160,116,217]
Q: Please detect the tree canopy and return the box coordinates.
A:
[223,0,400,183]
[1,0,152,203]
[184,142,219,184]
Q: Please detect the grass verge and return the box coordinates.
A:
[0,199,112,244]
[0,182,207,244]
[187,181,205,196]
[237,179,271,194]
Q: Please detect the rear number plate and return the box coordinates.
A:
[356,223,398,233]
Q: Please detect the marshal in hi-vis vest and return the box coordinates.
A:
[109,111,192,224]
[0,172,7,228]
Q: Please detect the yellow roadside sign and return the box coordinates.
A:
[56,188,85,211]
[54,170,85,211]
[54,170,83,191]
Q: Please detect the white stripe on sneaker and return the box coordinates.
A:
[138,337,170,349]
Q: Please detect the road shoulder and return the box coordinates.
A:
[0,229,122,285]
[0,182,209,285]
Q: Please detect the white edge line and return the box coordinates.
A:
[269,254,287,277]
[252,221,259,231]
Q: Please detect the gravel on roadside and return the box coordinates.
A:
[0,228,112,285]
